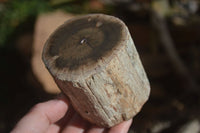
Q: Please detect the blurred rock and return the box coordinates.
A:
[175,0,199,14]
[31,10,75,94]
[89,0,104,11]
[151,121,171,133]
[178,119,200,133]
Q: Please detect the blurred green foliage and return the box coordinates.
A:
[0,0,51,46]
[0,0,101,47]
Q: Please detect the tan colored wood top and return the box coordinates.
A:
[42,14,128,81]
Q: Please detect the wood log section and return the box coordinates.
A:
[42,14,150,127]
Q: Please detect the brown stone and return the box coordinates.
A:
[42,14,150,127]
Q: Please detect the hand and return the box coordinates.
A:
[11,93,132,133]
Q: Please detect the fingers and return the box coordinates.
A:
[46,124,60,133]
[59,110,132,133]
[11,92,133,133]
[61,113,90,133]
[11,95,69,133]
[56,104,76,128]
[87,119,133,133]
[87,125,106,133]
[109,119,133,133]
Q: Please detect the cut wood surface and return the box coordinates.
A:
[42,14,150,127]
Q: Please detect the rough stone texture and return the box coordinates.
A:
[42,14,150,127]
[32,11,74,94]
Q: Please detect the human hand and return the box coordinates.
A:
[11,93,132,133]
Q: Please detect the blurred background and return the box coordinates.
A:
[0,0,200,132]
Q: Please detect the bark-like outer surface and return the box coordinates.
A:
[42,14,150,127]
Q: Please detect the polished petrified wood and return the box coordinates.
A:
[42,14,150,127]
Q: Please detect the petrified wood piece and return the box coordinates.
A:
[42,14,150,127]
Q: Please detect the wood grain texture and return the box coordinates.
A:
[42,14,150,127]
